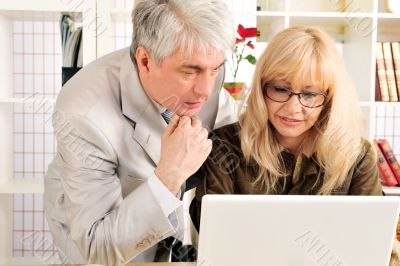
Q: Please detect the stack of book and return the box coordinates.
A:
[60,14,83,85]
[376,42,400,102]
[374,139,400,187]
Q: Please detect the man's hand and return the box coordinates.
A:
[155,115,212,196]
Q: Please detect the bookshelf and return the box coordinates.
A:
[0,0,399,265]
[0,0,97,187]
[0,0,96,264]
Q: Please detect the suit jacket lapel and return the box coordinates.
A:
[197,64,224,130]
[119,49,165,165]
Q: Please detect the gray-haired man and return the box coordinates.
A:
[44,0,236,265]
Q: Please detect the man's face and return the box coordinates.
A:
[139,48,225,116]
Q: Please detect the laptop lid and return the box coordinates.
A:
[197,195,400,266]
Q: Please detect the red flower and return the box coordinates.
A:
[246,42,255,49]
[237,24,257,39]
[229,24,258,84]
[235,38,243,44]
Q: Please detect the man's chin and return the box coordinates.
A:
[177,109,201,117]
[175,103,204,116]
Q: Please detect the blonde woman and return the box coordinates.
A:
[190,27,400,263]
[191,26,400,263]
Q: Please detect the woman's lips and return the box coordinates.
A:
[279,116,303,126]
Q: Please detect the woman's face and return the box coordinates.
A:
[264,80,325,150]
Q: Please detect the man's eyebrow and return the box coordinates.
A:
[180,60,226,71]
[180,64,204,71]
[215,60,225,70]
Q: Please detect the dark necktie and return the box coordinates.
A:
[161,109,173,124]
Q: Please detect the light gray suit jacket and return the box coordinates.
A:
[44,48,236,265]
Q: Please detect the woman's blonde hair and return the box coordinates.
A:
[239,26,364,195]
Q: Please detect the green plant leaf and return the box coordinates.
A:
[245,54,257,64]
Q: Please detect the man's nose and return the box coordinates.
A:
[194,73,214,98]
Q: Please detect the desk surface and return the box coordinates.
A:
[127,262,196,266]
[16,263,195,266]
[131,264,194,266]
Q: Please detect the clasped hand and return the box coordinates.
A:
[155,115,212,195]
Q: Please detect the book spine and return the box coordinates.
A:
[376,42,390,102]
[383,42,399,101]
[375,67,382,101]
[377,139,400,184]
[392,41,400,99]
[373,140,398,186]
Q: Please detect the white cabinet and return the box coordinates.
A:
[0,0,97,190]
[0,1,96,264]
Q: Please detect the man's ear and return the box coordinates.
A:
[136,46,151,73]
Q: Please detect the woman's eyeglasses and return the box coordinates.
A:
[263,83,326,108]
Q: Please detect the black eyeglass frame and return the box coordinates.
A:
[263,83,327,108]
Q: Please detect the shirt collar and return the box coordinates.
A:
[281,148,319,183]
[149,97,167,114]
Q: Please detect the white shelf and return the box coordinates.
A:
[359,101,400,107]
[0,180,44,194]
[288,0,374,13]
[0,10,80,21]
[383,186,400,196]
[0,0,91,13]
[288,12,374,18]
[373,101,400,107]
[377,12,400,18]
[0,97,56,103]
[288,15,373,27]
[255,11,287,17]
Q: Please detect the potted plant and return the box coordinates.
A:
[224,24,257,100]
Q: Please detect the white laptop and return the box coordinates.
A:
[197,195,400,266]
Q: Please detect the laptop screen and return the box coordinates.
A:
[197,195,399,266]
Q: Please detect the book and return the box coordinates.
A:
[382,42,399,101]
[60,15,73,62]
[375,67,382,101]
[60,15,83,68]
[373,140,398,186]
[392,42,400,100]
[376,42,390,102]
[60,15,83,85]
[64,27,82,67]
[376,139,400,184]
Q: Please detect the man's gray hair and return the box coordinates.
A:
[131,0,235,68]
